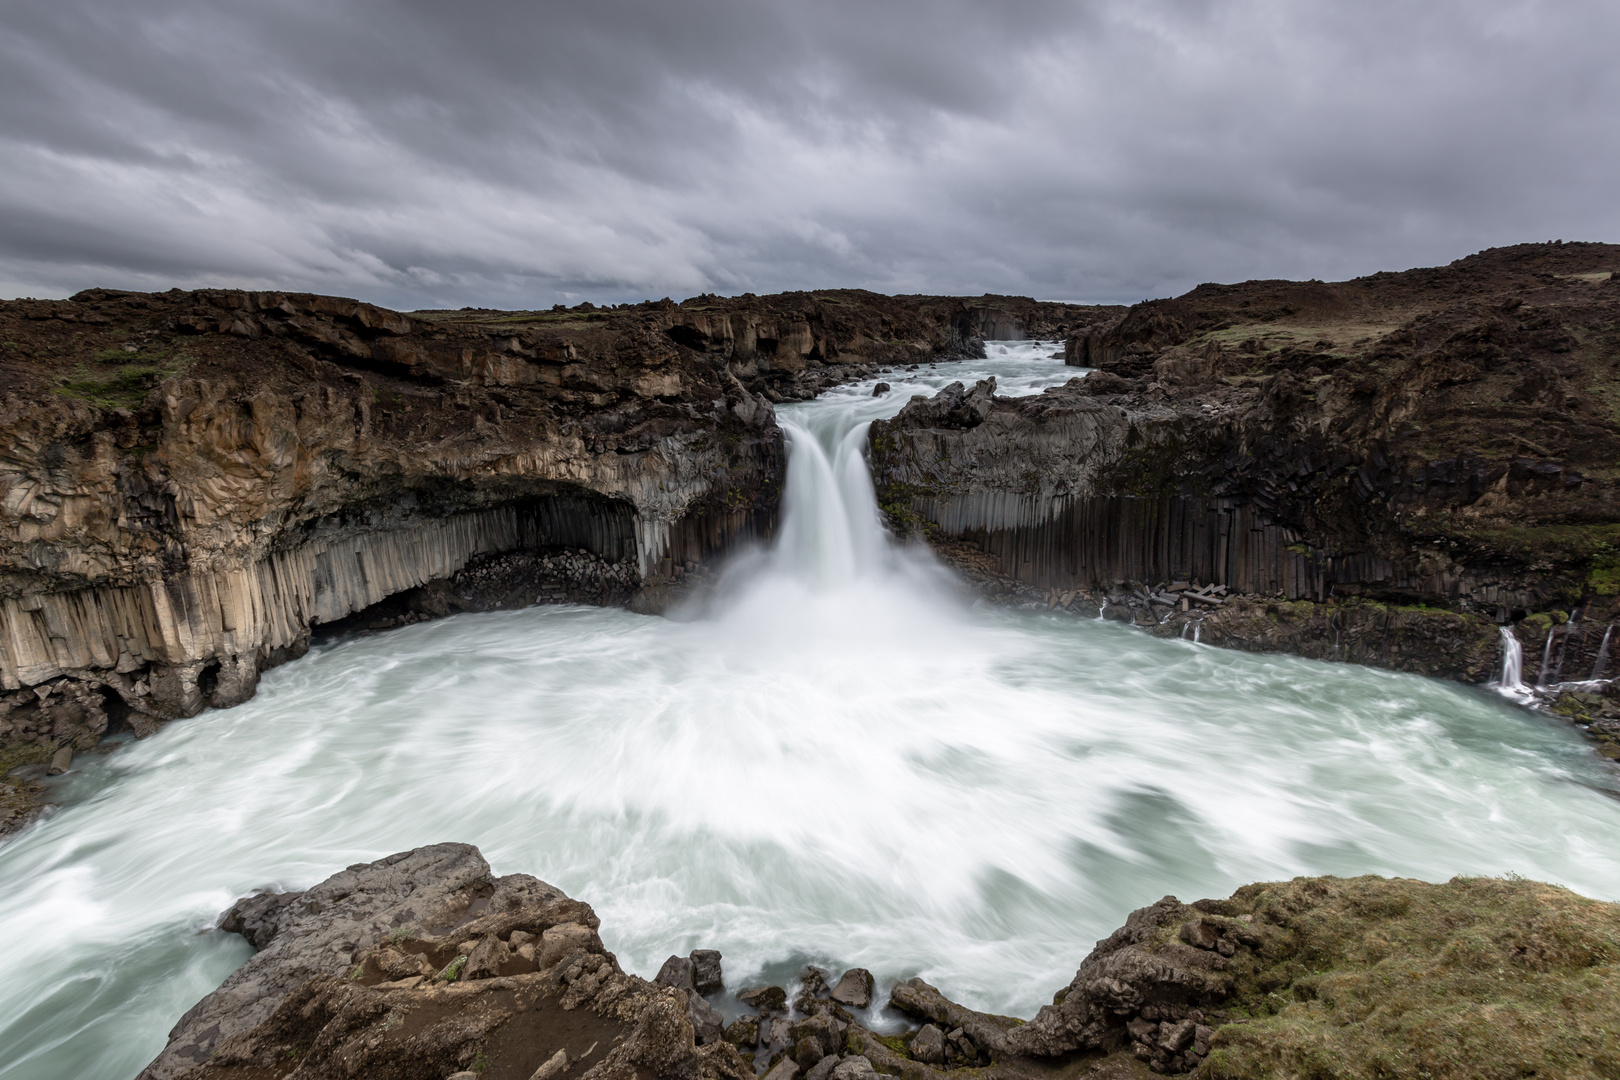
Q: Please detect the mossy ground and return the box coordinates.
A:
[1194,876,1620,1080]
[53,346,192,408]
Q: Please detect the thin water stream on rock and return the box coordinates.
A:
[4,344,1620,1079]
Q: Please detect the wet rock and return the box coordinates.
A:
[872,382,890,396]
[829,968,874,1009]
[888,977,1012,1056]
[656,954,696,990]
[46,745,72,775]
[690,991,725,1046]
[691,948,724,994]
[737,984,788,1012]
[762,1059,800,1080]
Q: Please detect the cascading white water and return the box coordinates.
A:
[5,343,1620,1080]
[1537,628,1557,689]
[1497,626,1526,693]
[1593,625,1615,681]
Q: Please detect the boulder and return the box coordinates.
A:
[829,967,874,1009]
[804,1054,841,1080]
[910,1023,945,1064]
[690,992,725,1046]
[737,984,788,1012]
[656,954,696,990]
[691,948,724,994]
[141,843,503,1080]
[1005,895,1236,1058]
[830,1056,876,1080]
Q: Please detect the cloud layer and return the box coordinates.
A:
[3,0,1616,308]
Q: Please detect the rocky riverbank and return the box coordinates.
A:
[0,286,1107,830]
[871,243,1620,740]
[142,844,1620,1080]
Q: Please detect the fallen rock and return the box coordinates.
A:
[804,1053,841,1080]
[46,745,72,775]
[910,1023,945,1064]
[829,967,874,1009]
[691,948,724,994]
[141,842,506,1080]
[737,984,788,1012]
[150,844,751,1080]
[831,1055,877,1080]
[1005,896,1231,1058]
[656,954,696,990]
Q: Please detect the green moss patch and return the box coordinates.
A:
[54,350,191,408]
[1198,875,1620,1080]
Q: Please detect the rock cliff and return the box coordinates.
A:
[148,844,1620,1080]
[0,287,1103,798]
[872,242,1620,687]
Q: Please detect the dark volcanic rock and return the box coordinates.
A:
[691,947,724,994]
[147,843,751,1080]
[871,241,1620,687]
[829,967,874,1009]
[144,842,506,1079]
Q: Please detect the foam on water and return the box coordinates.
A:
[4,342,1620,1079]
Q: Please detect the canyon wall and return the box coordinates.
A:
[872,243,1620,683]
[0,287,1102,766]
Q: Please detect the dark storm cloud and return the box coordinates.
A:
[2,0,1616,308]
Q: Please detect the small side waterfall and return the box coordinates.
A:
[1592,624,1615,681]
[1536,628,1557,689]
[1497,626,1526,693]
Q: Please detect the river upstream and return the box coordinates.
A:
[4,345,1620,1079]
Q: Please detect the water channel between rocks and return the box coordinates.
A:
[4,343,1620,1080]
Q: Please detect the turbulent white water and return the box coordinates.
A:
[5,342,1620,1080]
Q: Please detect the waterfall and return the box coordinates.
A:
[1593,624,1615,681]
[1193,622,1202,644]
[1536,628,1556,689]
[1497,626,1526,693]
[772,416,888,585]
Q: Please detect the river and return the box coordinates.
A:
[3,343,1620,1079]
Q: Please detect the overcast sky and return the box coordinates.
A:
[2,0,1616,309]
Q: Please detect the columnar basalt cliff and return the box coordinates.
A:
[872,243,1620,689]
[150,844,1620,1080]
[0,287,1104,788]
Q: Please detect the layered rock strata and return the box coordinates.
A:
[150,844,1620,1080]
[0,288,1103,796]
[872,243,1620,686]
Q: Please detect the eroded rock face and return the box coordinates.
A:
[147,843,749,1080]
[871,242,1620,685]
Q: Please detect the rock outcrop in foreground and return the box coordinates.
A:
[0,287,1104,804]
[149,844,1620,1080]
[872,243,1620,690]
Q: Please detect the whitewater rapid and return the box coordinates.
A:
[4,343,1620,1080]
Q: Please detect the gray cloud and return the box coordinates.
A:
[2,0,1616,308]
